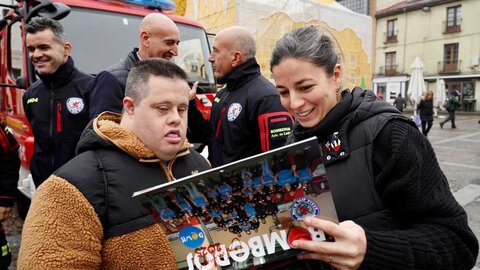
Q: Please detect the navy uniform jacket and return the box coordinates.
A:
[22,57,93,187]
[188,58,293,167]
[88,48,139,119]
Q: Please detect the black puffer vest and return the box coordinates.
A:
[54,116,210,239]
[289,88,413,229]
[56,148,209,238]
[105,48,139,91]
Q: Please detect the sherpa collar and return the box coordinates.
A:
[92,112,190,162]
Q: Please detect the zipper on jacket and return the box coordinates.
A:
[166,160,176,181]
[56,102,62,132]
[159,161,175,182]
[50,90,55,168]
[215,107,226,138]
[212,88,231,139]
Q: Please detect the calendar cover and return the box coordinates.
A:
[133,137,338,270]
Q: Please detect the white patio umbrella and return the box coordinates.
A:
[407,57,426,114]
[435,78,447,116]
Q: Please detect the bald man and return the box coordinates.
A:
[89,13,180,118]
[188,26,294,167]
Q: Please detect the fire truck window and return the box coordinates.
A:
[58,8,140,75]
[176,39,203,81]
[9,21,23,79]
[176,24,214,85]
[56,7,214,86]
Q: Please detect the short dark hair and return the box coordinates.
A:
[125,59,188,102]
[25,17,66,43]
[270,26,338,76]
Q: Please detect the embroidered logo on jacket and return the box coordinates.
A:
[227,103,242,121]
[325,132,341,152]
[66,97,85,114]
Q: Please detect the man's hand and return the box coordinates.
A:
[189,81,199,101]
[0,206,13,222]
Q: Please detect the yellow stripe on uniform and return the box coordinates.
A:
[2,243,10,256]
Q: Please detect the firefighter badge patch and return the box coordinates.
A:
[227,103,242,121]
[66,97,85,114]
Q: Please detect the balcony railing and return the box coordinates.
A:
[379,65,398,76]
[443,19,462,34]
[438,60,462,73]
[384,30,398,43]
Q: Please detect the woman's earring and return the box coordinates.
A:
[336,86,341,101]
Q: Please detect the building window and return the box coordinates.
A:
[445,80,476,111]
[386,19,397,43]
[348,72,356,85]
[445,5,461,33]
[376,83,386,99]
[443,43,459,72]
[337,0,369,15]
[349,55,357,68]
[385,52,396,75]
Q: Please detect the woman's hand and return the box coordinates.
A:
[291,216,367,270]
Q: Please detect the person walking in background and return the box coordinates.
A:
[417,90,435,137]
[88,13,180,118]
[18,59,210,269]
[440,90,461,129]
[22,18,93,188]
[270,26,478,269]
[188,26,293,167]
[0,123,20,270]
[392,93,406,112]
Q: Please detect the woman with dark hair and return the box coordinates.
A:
[417,90,435,136]
[270,25,478,269]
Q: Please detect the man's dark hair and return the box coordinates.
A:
[25,17,66,43]
[125,59,188,103]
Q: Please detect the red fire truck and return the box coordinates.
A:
[0,0,215,210]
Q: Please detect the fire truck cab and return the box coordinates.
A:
[0,0,215,204]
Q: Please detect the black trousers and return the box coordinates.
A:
[441,111,456,128]
[421,120,433,136]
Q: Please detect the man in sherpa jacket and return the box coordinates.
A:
[18,59,210,269]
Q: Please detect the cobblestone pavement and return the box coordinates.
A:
[3,114,480,269]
